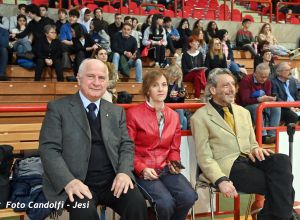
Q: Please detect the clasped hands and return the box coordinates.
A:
[64,173,133,202]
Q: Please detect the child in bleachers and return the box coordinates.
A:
[165,64,187,130]
[177,18,192,53]
[205,21,218,44]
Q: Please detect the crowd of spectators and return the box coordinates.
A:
[0,4,299,128]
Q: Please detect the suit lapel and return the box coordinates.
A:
[99,100,111,146]
[207,103,235,135]
[69,93,91,140]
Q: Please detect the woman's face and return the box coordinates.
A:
[198,30,204,40]
[148,15,153,24]
[189,40,199,50]
[263,51,272,62]
[197,20,203,29]
[17,17,26,26]
[157,18,163,26]
[148,75,168,103]
[223,32,228,41]
[212,22,217,30]
[168,74,178,84]
[96,49,108,62]
[132,19,138,28]
[46,28,57,40]
[263,25,270,33]
[213,39,221,50]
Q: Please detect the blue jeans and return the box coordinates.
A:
[13,38,32,56]
[270,45,289,56]
[245,104,281,136]
[175,109,187,130]
[136,167,198,220]
[112,52,142,82]
[0,47,8,76]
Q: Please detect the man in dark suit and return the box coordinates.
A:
[271,62,300,124]
[39,59,147,220]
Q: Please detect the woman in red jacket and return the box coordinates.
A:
[126,71,197,220]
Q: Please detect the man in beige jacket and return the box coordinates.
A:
[191,68,295,220]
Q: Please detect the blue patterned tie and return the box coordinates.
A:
[87,103,97,121]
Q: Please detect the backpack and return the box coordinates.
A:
[0,145,14,209]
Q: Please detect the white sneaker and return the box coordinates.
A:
[289,48,300,60]
[155,62,159,67]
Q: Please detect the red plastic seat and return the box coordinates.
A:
[120,6,129,14]
[193,10,204,19]
[163,9,175,17]
[243,14,254,22]
[231,9,242,21]
[205,11,216,20]
[86,3,98,11]
[102,5,116,13]
[290,17,300,24]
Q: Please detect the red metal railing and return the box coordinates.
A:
[276,2,300,23]
[255,101,300,146]
[239,0,272,23]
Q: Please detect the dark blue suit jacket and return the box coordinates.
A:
[271,77,300,102]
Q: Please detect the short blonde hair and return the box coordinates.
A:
[166,64,183,88]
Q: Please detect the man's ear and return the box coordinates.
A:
[76,75,80,85]
[210,86,216,95]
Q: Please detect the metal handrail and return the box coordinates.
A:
[276,2,300,23]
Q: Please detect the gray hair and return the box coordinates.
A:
[255,63,270,75]
[77,58,108,77]
[44,24,56,34]
[204,68,235,102]
[275,61,289,76]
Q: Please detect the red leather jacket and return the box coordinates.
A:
[126,102,181,177]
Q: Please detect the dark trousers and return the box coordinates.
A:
[136,170,198,220]
[229,154,294,219]
[241,44,257,57]
[166,36,180,54]
[281,108,299,125]
[149,45,166,64]
[72,50,86,76]
[35,58,64,81]
[66,183,148,220]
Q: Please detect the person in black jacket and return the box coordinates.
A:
[205,38,227,78]
[11,4,54,56]
[205,21,218,44]
[35,25,63,81]
[108,13,123,40]
[181,35,206,99]
[0,27,8,81]
[177,18,192,53]
[112,23,142,82]
[70,23,98,75]
[271,62,300,125]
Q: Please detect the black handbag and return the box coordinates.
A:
[0,145,14,209]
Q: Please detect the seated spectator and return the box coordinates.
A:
[112,23,142,82]
[204,38,227,78]
[0,27,8,81]
[205,21,218,44]
[177,18,192,53]
[39,5,53,22]
[236,63,281,144]
[39,59,148,220]
[258,23,298,57]
[254,49,276,78]
[9,4,28,32]
[142,13,167,68]
[0,13,9,31]
[126,70,198,220]
[181,35,206,99]
[59,9,87,68]
[191,68,295,220]
[10,14,32,59]
[93,8,109,33]
[235,18,257,57]
[70,23,98,75]
[216,29,247,81]
[131,17,142,52]
[11,4,55,57]
[163,16,180,57]
[94,47,118,102]
[124,15,132,25]
[254,40,275,70]
[192,28,208,61]
[108,13,123,40]
[141,14,152,36]
[271,62,300,124]
[35,25,63,81]
[192,19,208,43]
[90,19,111,52]
[79,8,92,33]
[165,64,188,130]
[55,8,68,35]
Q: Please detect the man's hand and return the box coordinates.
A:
[291,107,300,112]
[249,147,274,162]
[258,95,276,102]
[45,58,53,66]
[64,179,93,202]
[111,173,134,198]
[142,168,159,180]
[218,181,238,198]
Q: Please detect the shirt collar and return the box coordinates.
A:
[79,90,101,112]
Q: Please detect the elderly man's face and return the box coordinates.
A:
[211,74,236,106]
[255,69,270,84]
[279,64,291,81]
[77,60,108,102]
